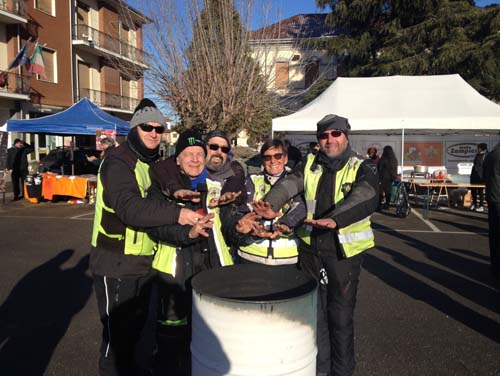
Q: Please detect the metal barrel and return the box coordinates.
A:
[191,264,318,376]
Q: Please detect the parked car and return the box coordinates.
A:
[38,147,101,175]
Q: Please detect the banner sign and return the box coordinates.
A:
[404,142,442,166]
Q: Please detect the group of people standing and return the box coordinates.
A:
[366,145,398,210]
[90,98,379,376]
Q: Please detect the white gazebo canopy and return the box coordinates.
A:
[272,74,500,135]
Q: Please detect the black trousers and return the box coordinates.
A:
[155,271,191,376]
[93,273,153,376]
[154,249,210,376]
[299,250,363,376]
[11,171,26,199]
[487,201,500,275]
[471,187,485,207]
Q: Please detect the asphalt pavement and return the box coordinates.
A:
[0,197,498,375]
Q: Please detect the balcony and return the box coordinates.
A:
[0,0,27,23]
[72,24,148,69]
[76,88,138,113]
[0,70,30,100]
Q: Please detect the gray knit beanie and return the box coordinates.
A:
[130,98,165,128]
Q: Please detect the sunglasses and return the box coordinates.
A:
[138,124,166,134]
[208,144,230,154]
[318,130,343,140]
[262,153,284,162]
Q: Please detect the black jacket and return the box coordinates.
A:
[378,154,398,184]
[263,147,379,257]
[147,165,227,272]
[471,151,487,183]
[7,142,34,174]
[90,142,182,277]
[484,145,500,203]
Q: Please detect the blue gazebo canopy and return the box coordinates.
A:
[7,98,130,136]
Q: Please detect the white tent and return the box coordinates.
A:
[272,74,500,135]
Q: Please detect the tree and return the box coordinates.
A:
[121,0,276,141]
[315,0,500,102]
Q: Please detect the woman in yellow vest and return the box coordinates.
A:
[252,115,379,376]
[222,139,306,268]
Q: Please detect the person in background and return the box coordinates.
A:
[483,142,500,277]
[89,98,199,376]
[87,137,117,167]
[223,139,305,268]
[283,139,303,169]
[367,147,380,163]
[378,145,398,210]
[470,143,488,212]
[251,114,379,376]
[6,138,34,201]
[309,141,320,156]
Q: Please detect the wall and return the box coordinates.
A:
[26,0,73,107]
[250,41,336,94]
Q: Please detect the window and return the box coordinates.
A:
[38,47,57,83]
[275,62,289,90]
[35,0,54,16]
[305,60,320,88]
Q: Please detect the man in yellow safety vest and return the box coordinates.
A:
[253,114,379,376]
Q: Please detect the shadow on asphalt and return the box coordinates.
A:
[430,215,488,235]
[364,224,500,344]
[0,249,92,375]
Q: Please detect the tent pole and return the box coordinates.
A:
[401,126,405,178]
[71,135,75,175]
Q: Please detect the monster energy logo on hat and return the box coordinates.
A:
[175,129,207,157]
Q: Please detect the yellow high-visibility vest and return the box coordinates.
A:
[239,174,298,265]
[91,158,155,256]
[297,154,374,258]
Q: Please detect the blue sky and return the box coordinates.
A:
[131,1,500,28]
[252,0,500,24]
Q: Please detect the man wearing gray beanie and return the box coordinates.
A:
[252,113,379,376]
[90,98,200,376]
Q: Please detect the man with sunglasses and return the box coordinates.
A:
[222,139,305,267]
[205,130,245,191]
[252,114,379,376]
[90,98,199,376]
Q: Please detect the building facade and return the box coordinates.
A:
[250,14,338,110]
[1,0,149,162]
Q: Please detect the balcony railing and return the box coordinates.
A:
[72,24,147,65]
[0,70,30,97]
[77,88,138,112]
[0,0,27,19]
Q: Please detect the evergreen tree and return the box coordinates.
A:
[315,0,500,101]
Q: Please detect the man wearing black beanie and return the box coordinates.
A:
[252,114,379,376]
[90,98,200,376]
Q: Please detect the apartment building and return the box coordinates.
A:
[250,14,338,110]
[0,0,29,132]
[1,0,149,160]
